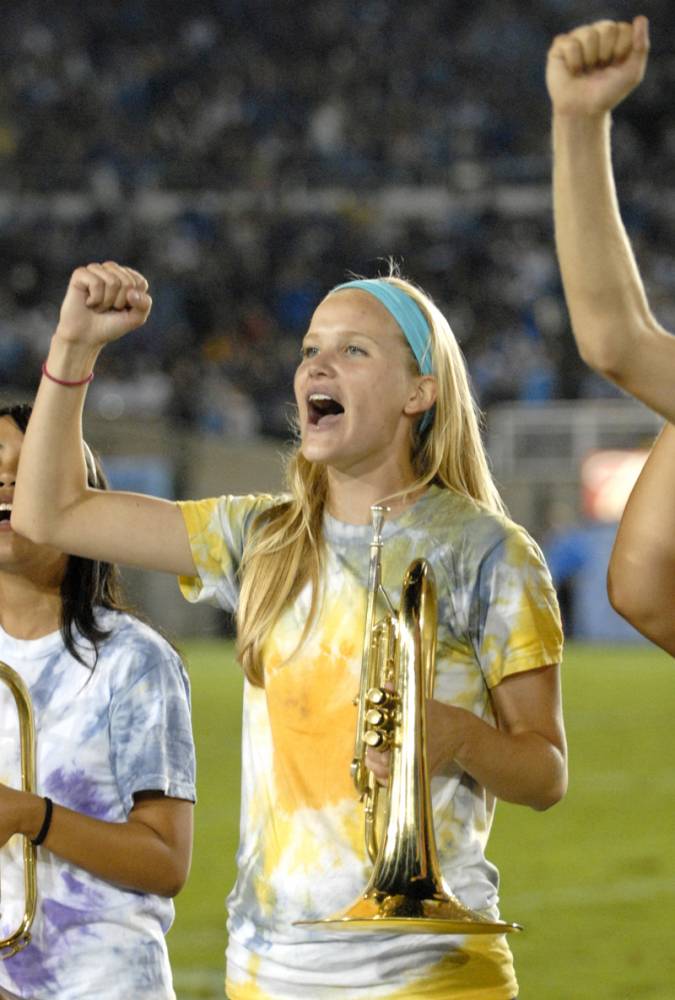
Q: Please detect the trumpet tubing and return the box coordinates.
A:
[0,661,37,959]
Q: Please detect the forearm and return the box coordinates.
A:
[10,788,189,898]
[13,334,101,546]
[14,330,196,575]
[608,424,675,653]
[442,705,567,811]
[553,113,655,373]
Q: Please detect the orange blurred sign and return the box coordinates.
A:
[581,449,649,522]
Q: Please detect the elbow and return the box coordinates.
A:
[531,771,568,812]
[608,553,657,633]
[526,746,568,812]
[608,565,674,649]
[154,861,190,899]
[607,559,636,623]
[10,509,52,545]
[168,866,190,898]
[11,497,83,549]
[574,333,626,382]
[532,784,566,812]
[163,851,192,898]
[159,881,186,900]
[161,851,191,898]
[573,313,660,386]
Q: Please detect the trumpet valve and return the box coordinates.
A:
[366,686,394,708]
[364,688,397,750]
[365,707,386,728]
[365,708,389,748]
[364,728,388,750]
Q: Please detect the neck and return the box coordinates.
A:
[0,566,64,641]
[325,461,425,525]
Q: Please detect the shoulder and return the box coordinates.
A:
[95,610,187,682]
[421,488,532,563]
[416,490,554,602]
[177,492,288,538]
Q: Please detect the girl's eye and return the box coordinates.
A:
[301,346,318,359]
[345,345,366,356]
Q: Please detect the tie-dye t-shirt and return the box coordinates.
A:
[0,610,196,1000]
[178,486,563,1000]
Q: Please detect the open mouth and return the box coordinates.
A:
[307,393,345,426]
[0,503,12,525]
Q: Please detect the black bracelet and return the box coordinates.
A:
[31,796,53,847]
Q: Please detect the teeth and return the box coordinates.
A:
[0,503,12,511]
[309,393,334,402]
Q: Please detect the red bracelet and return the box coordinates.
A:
[42,362,94,387]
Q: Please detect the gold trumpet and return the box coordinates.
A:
[300,505,521,934]
[0,661,37,959]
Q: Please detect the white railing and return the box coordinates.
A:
[486,399,663,480]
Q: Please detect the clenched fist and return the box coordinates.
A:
[56,262,153,348]
[547,16,650,117]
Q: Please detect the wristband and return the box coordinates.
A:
[42,362,94,387]
[30,796,53,847]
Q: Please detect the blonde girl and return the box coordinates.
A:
[14,263,566,1000]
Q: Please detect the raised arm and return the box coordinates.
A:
[12,263,196,576]
[548,18,675,652]
[547,16,675,421]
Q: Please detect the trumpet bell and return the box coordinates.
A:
[298,889,521,934]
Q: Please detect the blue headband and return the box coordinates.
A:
[331,279,433,376]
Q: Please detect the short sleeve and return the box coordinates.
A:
[471,526,563,689]
[177,494,277,612]
[109,640,196,814]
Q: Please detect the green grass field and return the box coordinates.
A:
[167,641,675,1000]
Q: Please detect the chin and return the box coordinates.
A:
[300,441,332,465]
[299,430,332,460]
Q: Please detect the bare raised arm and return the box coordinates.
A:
[548,19,675,649]
[12,263,196,577]
[548,16,675,421]
[608,424,675,655]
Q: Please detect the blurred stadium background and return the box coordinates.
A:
[1,1,673,997]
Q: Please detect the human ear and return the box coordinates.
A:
[403,375,437,417]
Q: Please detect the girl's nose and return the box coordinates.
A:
[307,350,337,377]
[0,466,17,487]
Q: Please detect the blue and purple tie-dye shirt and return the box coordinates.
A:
[0,610,196,1000]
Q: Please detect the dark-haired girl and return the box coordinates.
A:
[0,404,195,1000]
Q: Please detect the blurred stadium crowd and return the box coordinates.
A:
[1,0,674,438]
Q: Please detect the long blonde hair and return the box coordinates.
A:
[236,274,505,687]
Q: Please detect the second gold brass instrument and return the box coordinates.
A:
[299,505,521,934]
[0,661,37,959]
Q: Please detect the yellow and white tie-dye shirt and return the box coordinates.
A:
[178,486,563,1000]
